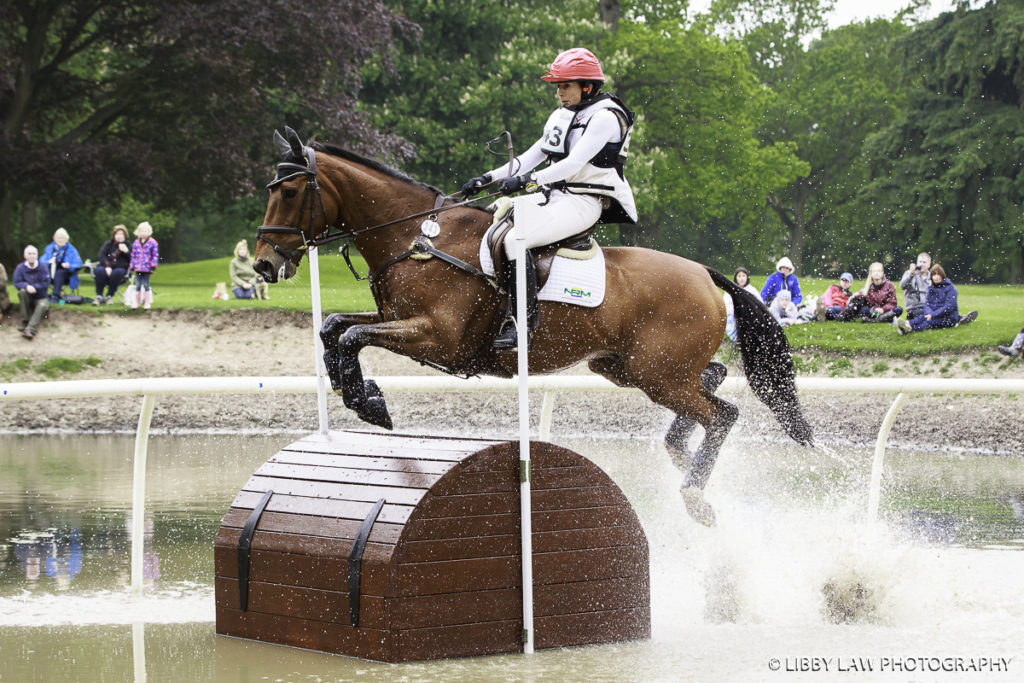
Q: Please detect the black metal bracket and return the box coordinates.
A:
[237,490,274,611]
[348,498,386,627]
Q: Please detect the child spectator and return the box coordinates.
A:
[817,272,854,321]
[760,257,802,306]
[128,221,159,310]
[769,288,804,326]
[724,267,761,341]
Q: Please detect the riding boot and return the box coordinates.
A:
[493,252,538,351]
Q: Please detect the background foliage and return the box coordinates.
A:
[1,0,1020,283]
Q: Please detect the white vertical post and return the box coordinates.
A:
[867,392,907,522]
[132,621,147,683]
[130,393,155,596]
[308,245,329,434]
[515,236,535,654]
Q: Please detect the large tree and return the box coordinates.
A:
[860,0,1024,282]
[0,0,415,264]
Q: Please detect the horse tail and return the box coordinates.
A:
[706,266,814,446]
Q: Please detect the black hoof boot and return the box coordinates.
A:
[357,380,393,429]
[323,348,343,392]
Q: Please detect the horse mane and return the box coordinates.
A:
[311,142,444,195]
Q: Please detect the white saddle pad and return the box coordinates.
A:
[479,221,606,308]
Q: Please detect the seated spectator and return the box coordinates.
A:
[769,289,804,326]
[724,267,762,341]
[837,262,902,323]
[41,227,83,302]
[895,264,978,334]
[760,256,802,306]
[816,272,854,321]
[93,224,131,304]
[899,252,932,320]
[230,240,270,300]
[12,245,50,340]
[0,262,11,324]
[997,328,1024,358]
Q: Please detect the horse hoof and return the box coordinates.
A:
[681,486,716,527]
[359,396,393,430]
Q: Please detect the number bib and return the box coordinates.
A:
[540,108,575,156]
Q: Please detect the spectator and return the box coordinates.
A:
[760,256,802,306]
[900,252,932,320]
[769,288,804,326]
[41,227,82,302]
[128,221,159,310]
[93,224,131,304]
[229,240,270,300]
[12,245,50,339]
[724,267,761,341]
[997,328,1024,358]
[0,262,11,324]
[816,272,854,321]
[895,264,978,334]
[838,262,902,323]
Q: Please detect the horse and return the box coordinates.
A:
[253,128,813,525]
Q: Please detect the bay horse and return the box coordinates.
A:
[253,128,813,525]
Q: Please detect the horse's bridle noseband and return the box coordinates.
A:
[257,145,336,266]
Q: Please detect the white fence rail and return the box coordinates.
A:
[3,375,1022,595]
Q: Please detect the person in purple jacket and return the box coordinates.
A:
[896,264,978,334]
[12,245,51,339]
[128,221,159,310]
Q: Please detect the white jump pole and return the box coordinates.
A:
[130,393,155,596]
[515,234,535,654]
[307,244,330,434]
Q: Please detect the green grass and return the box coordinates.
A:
[0,356,100,379]
[6,264,1022,357]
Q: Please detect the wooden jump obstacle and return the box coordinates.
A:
[214,430,650,662]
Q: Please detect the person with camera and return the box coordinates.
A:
[900,252,931,320]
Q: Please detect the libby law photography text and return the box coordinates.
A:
[767,656,1011,674]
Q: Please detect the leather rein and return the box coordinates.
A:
[256,145,500,285]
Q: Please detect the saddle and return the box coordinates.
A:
[485,200,599,291]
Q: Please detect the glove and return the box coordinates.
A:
[499,173,539,195]
[461,174,491,197]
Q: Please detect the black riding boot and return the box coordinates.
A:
[493,253,538,350]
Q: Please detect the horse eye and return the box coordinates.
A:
[283,188,298,199]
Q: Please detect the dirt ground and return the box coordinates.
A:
[1,308,1022,453]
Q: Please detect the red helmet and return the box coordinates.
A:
[541,48,605,83]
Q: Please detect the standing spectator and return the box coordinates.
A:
[724,267,761,341]
[12,245,50,339]
[769,289,804,326]
[817,272,854,321]
[0,262,11,324]
[229,240,270,300]
[93,224,131,304]
[128,221,159,310]
[997,328,1024,358]
[760,257,802,306]
[839,262,902,323]
[896,264,978,334]
[900,252,932,320]
[41,227,82,302]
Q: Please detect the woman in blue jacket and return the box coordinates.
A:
[760,256,802,306]
[896,264,978,334]
[41,227,83,302]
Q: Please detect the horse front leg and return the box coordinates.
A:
[332,315,445,430]
[320,312,382,394]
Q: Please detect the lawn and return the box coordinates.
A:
[7,260,1022,356]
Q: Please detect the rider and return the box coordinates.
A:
[461,47,638,350]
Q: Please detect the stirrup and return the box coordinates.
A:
[493,318,519,350]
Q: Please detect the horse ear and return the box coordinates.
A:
[284,126,304,157]
[273,130,291,158]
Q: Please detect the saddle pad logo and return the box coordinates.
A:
[564,287,591,299]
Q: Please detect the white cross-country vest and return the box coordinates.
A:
[539,93,637,224]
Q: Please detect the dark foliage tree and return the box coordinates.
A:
[0,0,416,264]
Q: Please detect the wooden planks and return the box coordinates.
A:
[214,430,650,662]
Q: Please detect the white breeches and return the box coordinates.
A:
[503,190,603,260]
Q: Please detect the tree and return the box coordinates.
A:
[0,0,417,264]
[860,1,1024,282]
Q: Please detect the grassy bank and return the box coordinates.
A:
[8,259,1022,356]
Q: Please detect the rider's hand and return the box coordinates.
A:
[461,174,491,197]
[499,173,539,195]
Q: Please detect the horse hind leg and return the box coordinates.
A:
[680,395,739,526]
[664,361,729,465]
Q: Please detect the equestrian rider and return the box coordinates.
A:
[461,47,638,350]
